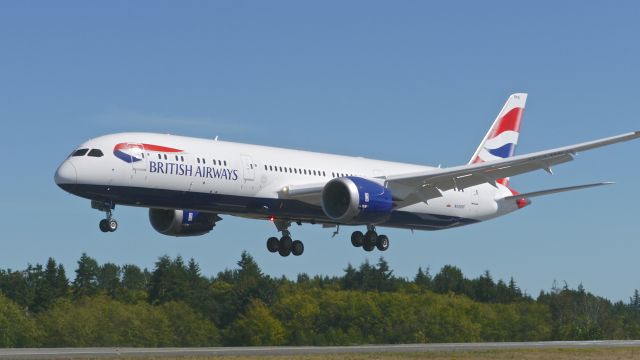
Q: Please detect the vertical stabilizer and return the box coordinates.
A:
[469,93,527,164]
[469,93,527,186]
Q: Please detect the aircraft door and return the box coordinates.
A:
[128,143,148,185]
[241,155,255,181]
[471,189,480,206]
[129,144,147,172]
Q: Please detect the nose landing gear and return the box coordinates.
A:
[92,200,118,233]
[99,216,118,233]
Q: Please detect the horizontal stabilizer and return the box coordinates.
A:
[502,182,614,201]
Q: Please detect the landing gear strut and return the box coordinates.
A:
[351,225,389,252]
[93,200,117,233]
[266,219,304,257]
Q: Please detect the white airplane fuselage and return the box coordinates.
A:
[55,132,516,231]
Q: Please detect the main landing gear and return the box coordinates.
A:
[92,200,118,233]
[350,225,389,252]
[266,219,304,257]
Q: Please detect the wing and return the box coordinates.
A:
[385,131,640,207]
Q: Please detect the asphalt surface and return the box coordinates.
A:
[2,341,640,359]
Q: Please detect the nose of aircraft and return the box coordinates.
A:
[54,160,77,188]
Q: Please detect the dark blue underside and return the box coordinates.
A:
[59,184,477,231]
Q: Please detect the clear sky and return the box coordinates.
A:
[1,1,639,301]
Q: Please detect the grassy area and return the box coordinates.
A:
[103,348,640,360]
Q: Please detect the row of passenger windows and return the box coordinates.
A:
[264,164,353,178]
[143,152,228,166]
[71,148,104,157]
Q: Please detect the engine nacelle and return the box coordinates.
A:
[149,209,219,236]
[321,177,393,224]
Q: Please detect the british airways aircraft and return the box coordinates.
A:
[55,94,639,257]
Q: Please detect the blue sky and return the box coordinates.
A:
[1,1,639,301]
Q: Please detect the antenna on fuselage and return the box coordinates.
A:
[214,136,219,141]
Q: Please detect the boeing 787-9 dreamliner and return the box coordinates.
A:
[55,94,640,257]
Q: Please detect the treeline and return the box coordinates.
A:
[1,252,640,347]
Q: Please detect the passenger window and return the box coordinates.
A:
[158,154,162,160]
[175,155,179,161]
[224,161,227,166]
[181,156,184,162]
[164,154,167,160]
[197,158,200,164]
[71,149,89,157]
[87,149,103,157]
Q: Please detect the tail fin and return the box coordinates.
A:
[469,93,527,186]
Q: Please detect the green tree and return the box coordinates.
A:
[148,255,189,305]
[414,266,432,290]
[0,293,41,347]
[38,296,174,347]
[225,299,285,346]
[97,262,121,298]
[161,301,219,346]
[215,252,276,327]
[73,253,99,298]
[433,265,465,294]
[473,270,497,302]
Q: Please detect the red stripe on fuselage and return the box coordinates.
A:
[141,144,183,152]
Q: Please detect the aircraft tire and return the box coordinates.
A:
[280,235,293,251]
[291,240,304,256]
[108,219,118,232]
[351,231,364,247]
[364,230,378,247]
[267,237,279,253]
[363,243,375,252]
[99,219,109,232]
[376,235,389,251]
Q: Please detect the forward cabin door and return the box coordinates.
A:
[130,144,147,172]
[241,154,255,191]
[129,144,148,186]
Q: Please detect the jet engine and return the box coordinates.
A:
[149,209,220,236]
[321,177,393,224]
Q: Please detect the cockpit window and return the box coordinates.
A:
[71,148,89,157]
[87,149,104,157]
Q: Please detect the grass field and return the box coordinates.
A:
[105,348,640,360]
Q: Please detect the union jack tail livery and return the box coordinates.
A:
[469,93,527,186]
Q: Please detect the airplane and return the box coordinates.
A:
[54,93,640,257]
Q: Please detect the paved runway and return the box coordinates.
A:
[2,341,640,359]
